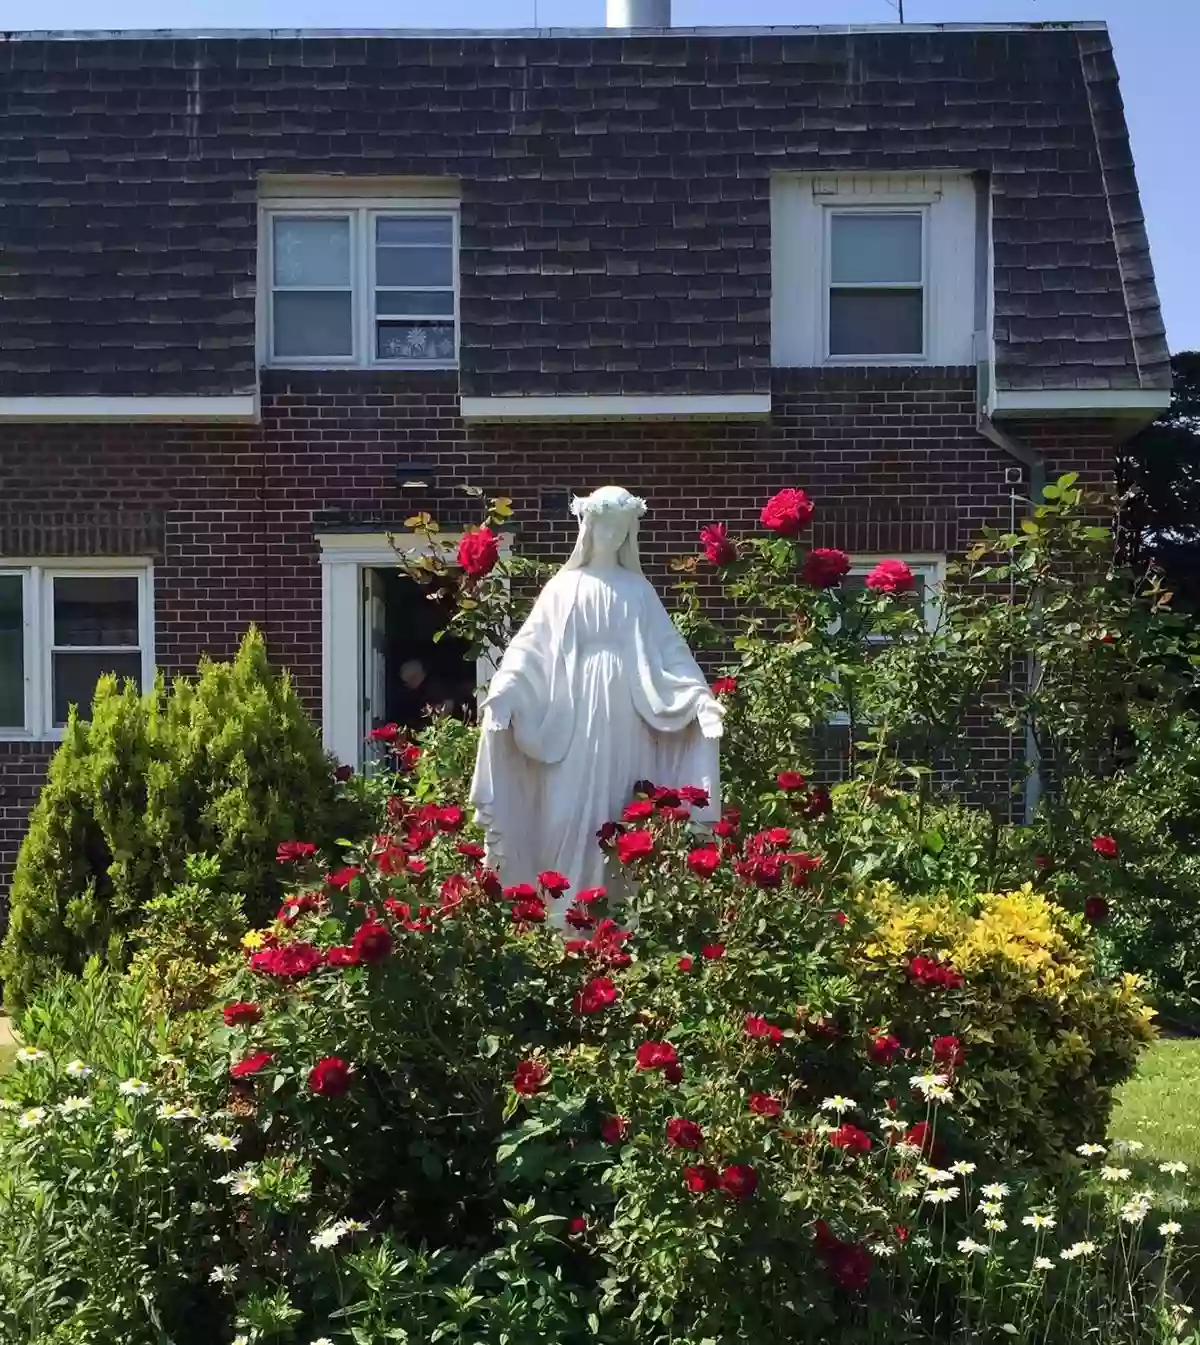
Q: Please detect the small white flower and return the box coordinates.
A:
[910,1072,950,1096]
[949,1160,977,1176]
[870,1242,897,1256]
[918,1166,956,1185]
[981,1182,1011,1200]
[339,1218,368,1233]
[157,1102,198,1120]
[202,1133,240,1152]
[208,1265,236,1284]
[1159,1221,1183,1237]
[65,1060,92,1078]
[979,1200,1003,1216]
[230,1169,262,1196]
[896,1180,922,1199]
[57,1095,92,1116]
[984,1217,1008,1232]
[112,1126,132,1141]
[1119,1198,1150,1225]
[1099,1165,1131,1183]
[1022,1213,1056,1230]
[117,1078,150,1098]
[913,1233,933,1249]
[1076,1142,1106,1157]
[819,1095,856,1114]
[926,1084,955,1104]
[877,1117,908,1133]
[310,1225,347,1250]
[1158,1160,1189,1176]
[958,1237,988,1255]
[894,1141,923,1160]
[1060,1240,1097,1261]
[15,1047,46,1064]
[17,1106,47,1129]
[1112,1139,1144,1154]
[1033,1255,1055,1271]
[312,1338,335,1345]
[923,1187,959,1205]
[0,1099,18,1112]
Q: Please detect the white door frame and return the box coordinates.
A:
[317,531,507,767]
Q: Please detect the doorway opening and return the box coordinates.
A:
[362,568,477,741]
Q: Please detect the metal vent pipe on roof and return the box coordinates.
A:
[606,0,671,27]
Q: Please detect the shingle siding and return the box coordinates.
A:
[0,25,1167,399]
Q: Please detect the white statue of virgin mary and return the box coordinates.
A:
[469,486,723,916]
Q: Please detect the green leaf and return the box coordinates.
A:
[921,829,946,855]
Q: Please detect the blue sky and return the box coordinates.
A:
[27,0,1199,353]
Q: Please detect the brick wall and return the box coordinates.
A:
[0,367,1116,909]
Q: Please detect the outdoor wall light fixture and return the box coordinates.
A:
[394,461,437,490]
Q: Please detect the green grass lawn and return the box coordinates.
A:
[1113,1037,1200,1168]
[0,1043,14,1073]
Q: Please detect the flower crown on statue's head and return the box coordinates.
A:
[570,486,648,521]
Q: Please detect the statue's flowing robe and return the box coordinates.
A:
[470,564,720,918]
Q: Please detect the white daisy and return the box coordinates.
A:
[984,1217,1008,1232]
[117,1078,150,1098]
[918,1166,956,1185]
[1033,1255,1055,1271]
[1160,1221,1183,1237]
[312,1338,335,1345]
[979,1200,1003,1216]
[870,1242,897,1256]
[923,1187,959,1205]
[819,1095,856,1114]
[894,1141,923,1160]
[949,1160,977,1176]
[1111,1139,1144,1155]
[981,1182,1011,1199]
[157,1103,198,1121]
[339,1218,368,1233]
[310,1225,347,1250]
[1022,1213,1056,1230]
[65,1060,92,1078]
[15,1047,46,1064]
[913,1233,933,1249]
[1119,1198,1150,1225]
[1076,1142,1106,1157]
[1060,1240,1097,1261]
[202,1133,240,1152]
[910,1072,950,1096]
[877,1117,908,1133]
[17,1107,47,1129]
[958,1237,988,1255]
[1099,1166,1131,1183]
[1159,1161,1189,1176]
[230,1170,262,1196]
[113,1126,132,1141]
[926,1084,955,1104]
[208,1265,236,1284]
[896,1180,922,1199]
[57,1096,92,1116]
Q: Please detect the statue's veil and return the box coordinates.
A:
[562,485,646,576]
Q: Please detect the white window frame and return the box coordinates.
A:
[823,204,929,365]
[260,199,460,371]
[828,554,944,726]
[0,559,155,742]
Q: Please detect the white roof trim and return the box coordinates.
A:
[0,395,260,423]
[987,387,1171,418]
[460,394,771,422]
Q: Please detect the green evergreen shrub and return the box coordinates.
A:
[0,629,361,1011]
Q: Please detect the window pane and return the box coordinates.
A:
[377,321,455,362]
[375,289,456,317]
[273,291,354,358]
[52,651,142,726]
[0,575,23,729]
[829,289,923,356]
[830,213,922,284]
[53,576,139,647]
[376,216,453,247]
[375,246,453,288]
[272,217,351,287]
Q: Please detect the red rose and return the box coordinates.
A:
[683,1163,720,1193]
[828,1242,872,1291]
[803,786,833,819]
[479,868,503,899]
[1092,834,1118,859]
[686,846,721,878]
[1084,895,1109,924]
[868,1032,901,1065]
[931,1035,964,1067]
[396,743,422,773]
[511,897,547,925]
[760,488,815,537]
[719,1163,758,1200]
[568,1215,588,1235]
[665,1117,704,1150]
[505,883,538,901]
[621,799,655,823]
[435,805,465,833]
[230,1049,274,1080]
[367,722,401,744]
[439,874,471,912]
[457,526,500,579]
[908,955,964,991]
[677,955,694,972]
[699,522,739,566]
[576,886,606,905]
[616,829,655,864]
[710,676,738,697]
[565,904,595,931]
[308,1056,352,1098]
[663,1060,684,1084]
[745,1013,784,1044]
[276,840,317,864]
[735,856,784,890]
[250,941,323,980]
[748,1092,782,1117]
[832,910,848,926]
[574,976,619,1015]
[601,1114,628,1144]
[351,919,393,965]
[864,559,916,595]
[538,870,571,895]
[327,866,363,891]
[700,943,725,961]
[635,1040,678,1072]
[223,1001,262,1028]
[802,547,851,589]
[326,945,360,968]
[512,1059,548,1096]
[829,1123,872,1154]
[1034,853,1052,871]
[680,786,710,807]
[333,763,354,782]
[457,841,486,860]
[776,770,807,793]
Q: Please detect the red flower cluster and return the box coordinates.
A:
[829,1123,872,1154]
[687,845,721,878]
[327,866,363,891]
[677,955,694,972]
[719,1164,758,1200]
[510,893,548,926]
[666,1117,704,1150]
[684,1164,719,1193]
[865,558,916,595]
[309,1055,352,1098]
[439,874,472,913]
[931,1034,965,1067]
[278,894,322,928]
[616,829,655,864]
[351,919,393,965]
[760,488,815,538]
[744,1014,783,1045]
[368,722,402,744]
[326,945,359,968]
[601,1114,628,1144]
[701,943,725,961]
[802,547,851,589]
[276,840,317,864]
[383,899,435,933]
[1092,834,1118,859]
[565,917,633,967]
[538,870,571,895]
[908,955,964,991]
[457,840,486,860]
[699,522,739,566]
[223,1001,262,1028]
[457,525,501,579]
[748,1092,782,1117]
[635,1041,679,1072]
[230,1049,274,1080]
[250,941,323,980]
[776,770,806,793]
[802,786,833,819]
[868,1031,902,1065]
[513,1059,548,1096]
[574,976,619,1015]
[814,1222,872,1291]
[710,676,737,697]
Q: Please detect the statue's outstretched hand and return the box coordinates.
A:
[697,696,725,740]
[482,688,514,732]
